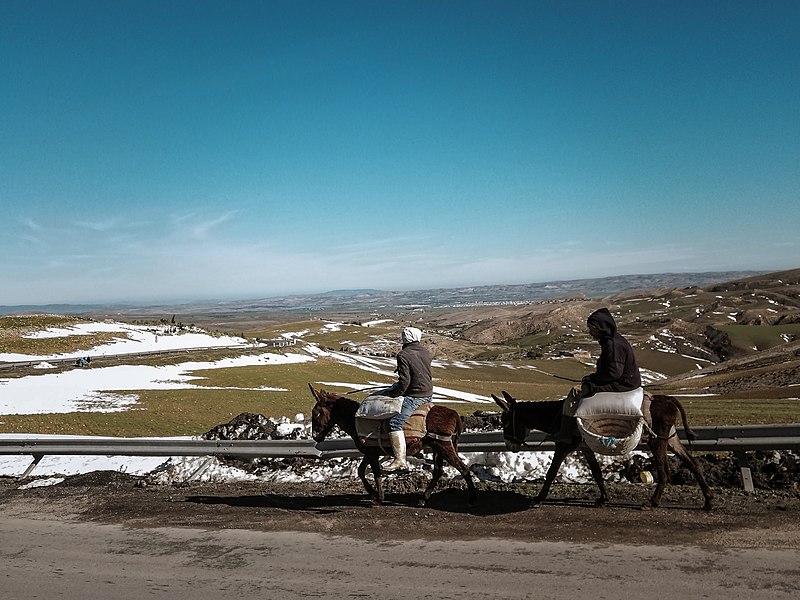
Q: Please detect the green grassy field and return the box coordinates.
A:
[721,323,800,352]
[3,349,798,437]
[663,396,800,426]
[0,353,555,436]
[634,348,709,377]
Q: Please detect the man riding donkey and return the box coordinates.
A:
[380,326,433,473]
[554,307,642,444]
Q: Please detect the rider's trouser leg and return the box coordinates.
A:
[384,396,429,472]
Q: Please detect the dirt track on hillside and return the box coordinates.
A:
[2,472,799,549]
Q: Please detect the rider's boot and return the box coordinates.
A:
[382,430,409,473]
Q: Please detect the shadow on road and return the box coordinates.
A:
[184,488,534,516]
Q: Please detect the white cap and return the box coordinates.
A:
[401,327,422,343]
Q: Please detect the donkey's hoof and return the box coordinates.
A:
[703,501,713,512]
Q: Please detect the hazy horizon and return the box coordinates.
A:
[0,268,770,312]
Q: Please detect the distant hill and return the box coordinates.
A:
[3,267,798,420]
[0,270,777,319]
[417,268,800,405]
[315,289,385,297]
[1,270,764,318]
[0,303,141,316]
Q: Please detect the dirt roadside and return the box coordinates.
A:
[2,472,799,550]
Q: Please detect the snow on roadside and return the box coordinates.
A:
[0,425,647,491]
[0,433,178,478]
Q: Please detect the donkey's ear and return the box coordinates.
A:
[501,390,517,407]
[492,393,509,412]
[308,383,320,402]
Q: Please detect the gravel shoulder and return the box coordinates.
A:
[2,472,799,550]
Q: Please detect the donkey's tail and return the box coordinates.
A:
[452,414,464,449]
[670,395,696,445]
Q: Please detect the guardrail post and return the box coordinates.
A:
[186,457,216,482]
[733,450,755,493]
[19,454,44,479]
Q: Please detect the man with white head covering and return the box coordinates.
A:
[380,326,433,472]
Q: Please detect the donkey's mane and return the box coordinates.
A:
[518,399,564,435]
[319,389,359,413]
[319,393,360,442]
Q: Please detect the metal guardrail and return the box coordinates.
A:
[0,438,320,480]
[0,438,320,458]
[2,424,798,490]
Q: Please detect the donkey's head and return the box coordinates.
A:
[308,384,340,443]
[492,390,527,452]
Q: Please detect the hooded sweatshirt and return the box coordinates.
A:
[583,308,642,395]
[383,341,433,398]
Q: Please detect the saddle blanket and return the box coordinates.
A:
[356,402,433,448]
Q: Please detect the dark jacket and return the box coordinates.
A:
[583,308,641,395]
[384,341,433,398]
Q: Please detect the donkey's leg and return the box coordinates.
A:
[371,454,386,505]
[362,454,385,505]
[357,456,379,503]
[532,444,573,505]
[669,438,714,511]
[420,450,444,507]
[645,437,669,510]
[579,446,609,506]
[443,442,477,507]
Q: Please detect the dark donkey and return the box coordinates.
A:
[492,390,713,511]
[308,385,477,506]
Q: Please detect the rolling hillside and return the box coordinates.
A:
[416,268,800,419]
[2,268,798,433]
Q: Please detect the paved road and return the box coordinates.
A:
[1,516,797,600]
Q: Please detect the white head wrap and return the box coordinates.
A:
[401,327,422,344]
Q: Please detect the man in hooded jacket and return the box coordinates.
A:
[556,307,642,442]
[381,326,433,472]
[581,307,641,395]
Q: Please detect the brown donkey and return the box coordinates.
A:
[492,390,713,510]
[309,385,477,507]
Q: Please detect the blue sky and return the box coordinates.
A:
[2,1,798,305]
